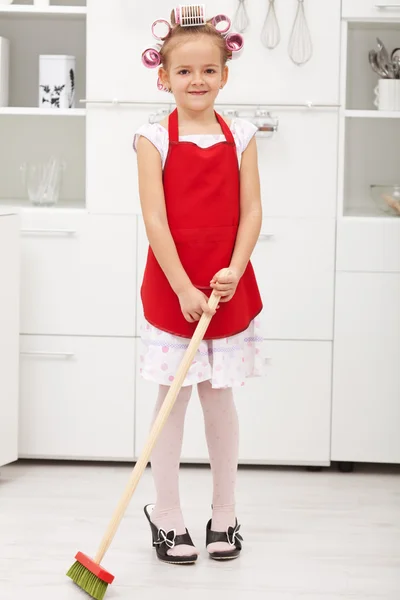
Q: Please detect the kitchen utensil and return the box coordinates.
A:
[370,184,400,216]
[261,0,280,50]
[67,291,220,600]
[376,37,394,78]
[369,49,389,78]
[288,0,313,66]
[233,0,250,33]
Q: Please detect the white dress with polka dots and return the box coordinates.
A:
[134,117,266,389]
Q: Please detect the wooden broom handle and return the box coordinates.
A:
[94,291,220,564]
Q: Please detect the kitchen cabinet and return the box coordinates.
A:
[86,0,341,106]
[19,335,135,460]
[342,0,400,21]
[136,216,335,341]
[135,339,332,465]
[19,211,136,336]
[0,212,19,468]
[332,272,400,464]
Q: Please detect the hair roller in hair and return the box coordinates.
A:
[212,14,232,36]
[225,32,244,59]
[151,19,172,40]
[174,4,206,26]
[141,45,162,68]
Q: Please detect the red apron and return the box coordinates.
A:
[141,108,262,339]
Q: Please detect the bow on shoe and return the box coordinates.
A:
[227,523,243,546]
[155,528,176,549]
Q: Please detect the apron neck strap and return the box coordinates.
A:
[168,108,235,145]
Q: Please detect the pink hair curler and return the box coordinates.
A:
[225,32,244,59]
[151,19,172,40]
[212,14,231,36]
[174,4,206,26]
[142,45,162,68]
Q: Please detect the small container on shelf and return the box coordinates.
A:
[370,184,400,216]
[0,36,9,107]
[34,0,51,6]
[39,55,76,109]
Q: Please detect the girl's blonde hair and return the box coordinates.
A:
[159,9,230,69]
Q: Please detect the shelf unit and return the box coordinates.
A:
[338,18,400,219]
[0,2,87,209]
[0,5,86,19]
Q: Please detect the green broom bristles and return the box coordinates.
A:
[67,561,108,600]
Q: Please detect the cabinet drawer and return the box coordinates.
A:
[134,339,332,465]
[19,335,135,460]
[136,217,335,341]
[342,0,400,20]
[336,220,400,272]
[332,273,400,463]
[20,212,136,336]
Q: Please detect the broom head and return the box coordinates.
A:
[67,552,114,600]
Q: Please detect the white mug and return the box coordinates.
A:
[374,79,400,111]
[34,0,50,6]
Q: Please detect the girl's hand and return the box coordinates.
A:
[178,286,216,323]
[210,268,240,303]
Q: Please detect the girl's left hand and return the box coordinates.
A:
[210,267,240,303]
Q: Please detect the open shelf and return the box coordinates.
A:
[0,107,85,116]
[345,22,400,111]
[341,117,400,218]
[0,10,86,108]
[0,197,86,210]
[345,110,400,118]
[0,5,86,19]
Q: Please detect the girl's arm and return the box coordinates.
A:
[211,135,262,300]
[230,135,262,275]
[137,135,214,321]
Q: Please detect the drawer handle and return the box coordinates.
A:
[21,351,75,358]
[374,3,400,7]
[258,233,275,241]
[21,229,77,236]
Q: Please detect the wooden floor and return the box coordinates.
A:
[0,461,399,599]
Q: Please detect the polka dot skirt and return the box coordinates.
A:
[139,316,267,389]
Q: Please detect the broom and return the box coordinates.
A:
[67,290,220,600]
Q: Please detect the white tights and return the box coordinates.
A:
[150,381,239,556]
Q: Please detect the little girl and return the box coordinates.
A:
[134,5,264,564]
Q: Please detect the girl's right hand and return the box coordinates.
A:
[177,286,217,323]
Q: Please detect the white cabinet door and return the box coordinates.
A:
[134,340,332,465]
[332,273,400,464]
[19,336,135,460]
[0,214,19,468]
[336,219,400,273]
[237,341,332,464]
[20,212,136,336]
[253,218,335,340]
[342,0,400,20]
[87,0,341,106]
[136,217,336,341]
[258,110,339,218]
[86,106,160,214]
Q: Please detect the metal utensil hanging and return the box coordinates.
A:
[288,0,313,66]
[233,0,250,33]
[261,0,280,50]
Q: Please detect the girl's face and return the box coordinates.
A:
[159,36,228,112]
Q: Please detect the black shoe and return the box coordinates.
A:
[206,518,243,561]
[144,504,198,565]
